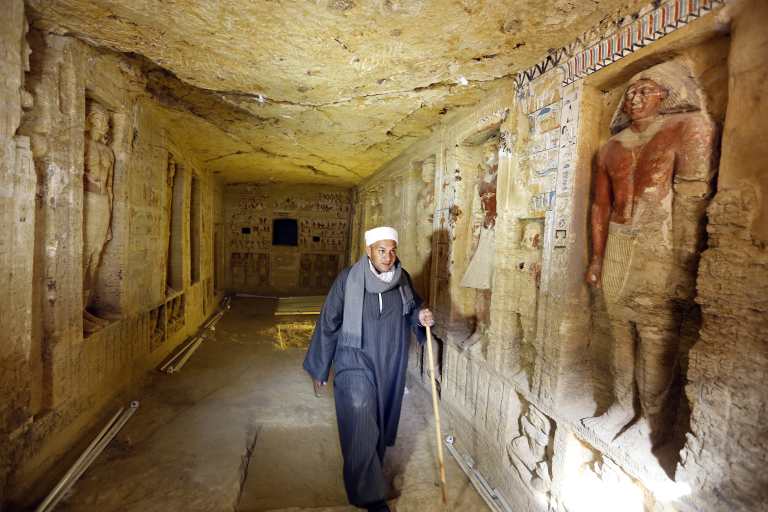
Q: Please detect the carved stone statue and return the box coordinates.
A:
[511,222,543,373]
[582,60,716,447]
[460,136,499,350]
[508,405,552,493]
[83,101,115,334]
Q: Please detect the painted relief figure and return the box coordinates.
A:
[511,221,543,374]
[82,101,115,334]
[460,136,499,349]
[508,404,552,494]
[582,60,716,447]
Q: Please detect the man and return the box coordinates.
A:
[303,226,434,512]
[582,60,716,447]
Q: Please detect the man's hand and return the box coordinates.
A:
[313,379,327,397]
[419,308,435,327]
[586,260,603,288]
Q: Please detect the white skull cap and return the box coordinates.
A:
[365,226,398,247]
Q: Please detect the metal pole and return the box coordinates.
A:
[444,436,513,512]
[34,406,124,512]
[41,402,140,512]
[36,401,139,512]
[167,336,203,373]
[159,335,200,373]
[66,402,140,484]
[161,296,230,373]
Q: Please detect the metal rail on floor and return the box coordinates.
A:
[159,295,232,374]
[35,402,140,512]
[444,435,514,512]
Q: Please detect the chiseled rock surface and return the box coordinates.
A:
[27,0,644,184]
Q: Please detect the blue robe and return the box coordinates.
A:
[303,266,425,507]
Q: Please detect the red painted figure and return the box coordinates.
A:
[583,60,717,447]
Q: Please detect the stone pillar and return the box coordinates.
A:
[21,33,86,408]
[0,0,36,499]
[677,1,768,510]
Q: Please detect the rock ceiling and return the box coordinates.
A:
[28,0,644,185]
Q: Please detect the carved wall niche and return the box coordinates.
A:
[450,128,500,355]
[82,97,128,335]
[572,35,729,475]
[167,155,185,294]
[190,174,202,284]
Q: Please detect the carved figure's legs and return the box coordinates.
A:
[609,315,637,413]
[582,315,636,437]
[584,303,681,445]
[82,193,110,328]
[635,308,680,446]
[461,289,491,351]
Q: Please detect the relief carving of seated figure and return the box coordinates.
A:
[582,60,716,447]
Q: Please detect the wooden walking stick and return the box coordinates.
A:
[425,324,448,505]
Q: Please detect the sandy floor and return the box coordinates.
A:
[56,298,486,512]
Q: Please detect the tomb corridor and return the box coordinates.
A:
[1,0,767,511]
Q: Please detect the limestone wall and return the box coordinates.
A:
[0,0,37,499]
[355,1,767,510]
[0,2,225,506]
[223,183,351,296]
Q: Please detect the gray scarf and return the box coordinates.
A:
[339,256,415,349]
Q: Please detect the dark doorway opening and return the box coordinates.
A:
[272,218,298,246]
